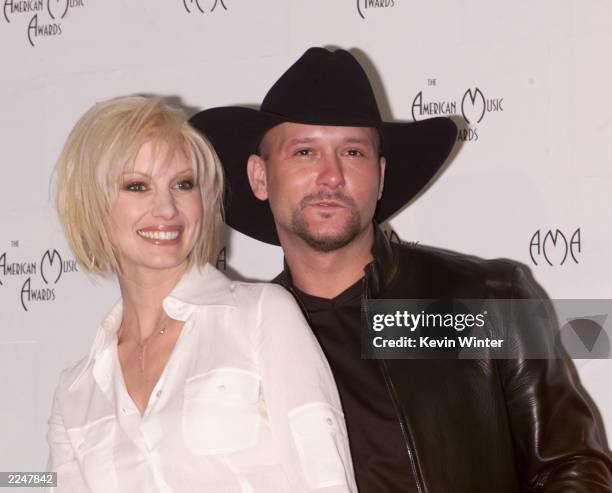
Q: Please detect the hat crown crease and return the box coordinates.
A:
[260,48,382,124]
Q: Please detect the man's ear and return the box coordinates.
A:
[247,154,269,200]
[378,156,386,200]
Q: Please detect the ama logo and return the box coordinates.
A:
[529,228,581,266]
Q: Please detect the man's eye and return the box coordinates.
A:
[295,148,313,157]
[124,182,147,192]
[176,179,195,190]
[346,149,364,157]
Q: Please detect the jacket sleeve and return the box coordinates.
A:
[500,266,612,492]
[254,283,358,493]
[45,379,91,493]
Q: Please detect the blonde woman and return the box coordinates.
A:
[47,96,357,493]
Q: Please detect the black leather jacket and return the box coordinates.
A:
[276,224,612,492]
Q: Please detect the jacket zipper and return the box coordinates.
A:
[363,276,425,493]
[377,359,424,493]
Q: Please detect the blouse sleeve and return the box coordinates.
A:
[45,379,91,493]
[254,283,358,493]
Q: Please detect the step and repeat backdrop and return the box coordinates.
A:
[1,0,611,480]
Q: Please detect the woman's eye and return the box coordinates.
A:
[124,182,147,192]
[176,179,195,190]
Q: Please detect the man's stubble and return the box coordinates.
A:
[290,191,362,253]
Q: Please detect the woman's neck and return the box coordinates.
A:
[117,263,187,342]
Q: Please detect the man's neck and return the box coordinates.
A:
[281,224,375,299]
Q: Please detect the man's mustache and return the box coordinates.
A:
[299,191,357,210]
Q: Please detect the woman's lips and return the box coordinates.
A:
[137,227,183,245]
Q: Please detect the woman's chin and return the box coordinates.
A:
[118,256,191,277]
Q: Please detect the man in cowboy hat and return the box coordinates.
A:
[191,47,612,492]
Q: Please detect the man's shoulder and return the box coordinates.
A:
[399,241,516,273]
[392,241,530,298]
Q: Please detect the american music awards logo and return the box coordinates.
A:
[2,0,85,47]
[356,0,395,19]
[182,0,228,14]
[1,244,225,310]
[0,247,78,311]
[529,228,582,266]
[411,84,504,142]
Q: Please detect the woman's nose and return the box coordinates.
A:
[151,189,178,219]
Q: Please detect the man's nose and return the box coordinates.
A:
[316,154,345,188]
[151,189,178,219]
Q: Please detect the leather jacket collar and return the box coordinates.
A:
[364,222,400,298]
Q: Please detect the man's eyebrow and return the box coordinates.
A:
[285,137,317,146]
[344,137,375,145]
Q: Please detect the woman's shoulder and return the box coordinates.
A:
[230,279,296,307]
[56,354,90,388]
[50,353,95,417]
[52,302,121,403]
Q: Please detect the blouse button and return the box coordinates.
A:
[156,390,162,398]
[218,384,226,392]
[326,417,333,426]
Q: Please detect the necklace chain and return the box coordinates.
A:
[120,318,169,373]
[136,326,167,372]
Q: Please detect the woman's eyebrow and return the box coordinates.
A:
[119,169,195,178]
[120,171,149,177]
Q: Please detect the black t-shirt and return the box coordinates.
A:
[293,279,417,492]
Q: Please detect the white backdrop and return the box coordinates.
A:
[1,0,611,485]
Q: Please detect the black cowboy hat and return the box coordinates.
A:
[190,47,457,245]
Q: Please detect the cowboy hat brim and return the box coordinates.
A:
[190,106,457,246]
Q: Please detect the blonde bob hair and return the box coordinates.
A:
[55,96,224,275]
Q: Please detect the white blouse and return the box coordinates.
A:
[46,264,357,493]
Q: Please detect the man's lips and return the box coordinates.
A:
[310,201,343,207]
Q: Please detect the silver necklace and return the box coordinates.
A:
[120,320,168,373]
[136,326,166,372]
